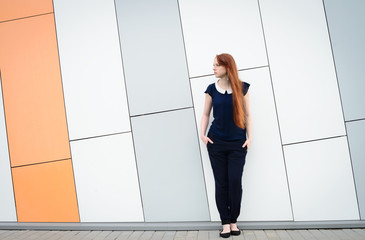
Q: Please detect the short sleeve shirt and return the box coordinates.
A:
[205,81,250,141]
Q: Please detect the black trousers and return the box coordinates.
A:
[207,133,247,225]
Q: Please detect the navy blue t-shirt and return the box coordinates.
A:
[205,81,250,141]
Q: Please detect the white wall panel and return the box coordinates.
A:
[0,75,17,221]
[190,67,293,221]
[53,0,130,140]
[259,0,345,144]
[284,137,359,221]
[70,133,143,222]
[179,0,267,77]
[115,0,192,116]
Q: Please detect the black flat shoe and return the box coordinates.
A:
[220,231,231,238]
[230,230,241,236]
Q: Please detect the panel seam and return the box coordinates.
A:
[113,0,146,222]
[52,0,81,222]
[0,70,19,221]
[0,12,54,24]
[177,0,212,221]
[257,0,295,221]
[321,0,362,220]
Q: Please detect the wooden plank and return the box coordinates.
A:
[138,231,155,240]
[208,231,221,240]
[41,231,69,240]
[103,231,123,240]
[197,231,209,240]
[342,229,363,240]
[150,231,165,240]
[254,230,269,240]
[93,231,114,240]
[115,231,134,240]
[329,229,355,240]
[2,230,28,240]
[296,230,316,240]
[274,230,292,240]
[243,230,257,240]
[67,230,89,239]
[186,230,198,240]
[352,229,365,238]
[57,231,81,240]
[318,229,341,240]
[307,229,330,240]
[37,230,61,240]
[126,231,144,240]
[161,231,176,240]
[286,230,305,240]
[264,230,280,240]
[37,230,64,240]
[175,230,188,240]
[15,230,48,240]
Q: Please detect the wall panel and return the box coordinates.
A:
[284,137,359,221]
[0,14,71,167]
[0,74,17,221]
[131,109,209,222]
[190,68,293,221]
[70,133,143,222]
[0,0,53,22]
[53,0,131,140]
[115,0,192,116]
[179,0,267,77]
[324,0,365,121]
[347,120,365,219]
[259,0,345,144]
[12,160,79,222]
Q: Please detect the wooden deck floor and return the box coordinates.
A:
[0,229,365,240]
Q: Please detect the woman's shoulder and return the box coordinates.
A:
[205,82,217,95]
[242,81,250,95]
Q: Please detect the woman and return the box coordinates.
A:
[200,53,251,238]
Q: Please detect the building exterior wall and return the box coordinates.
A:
[0,0,364,226]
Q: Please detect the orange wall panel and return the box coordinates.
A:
[0,14,71,167]
[12,160,79,222]
[0,0,53,22]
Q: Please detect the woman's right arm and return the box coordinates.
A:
[200,94,213,145]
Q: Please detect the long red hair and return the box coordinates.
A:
[216,53,246,129]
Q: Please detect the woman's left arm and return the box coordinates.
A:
[242,92,252,149]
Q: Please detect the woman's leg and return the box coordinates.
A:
[207,141,230,225]
[227,145,247,223]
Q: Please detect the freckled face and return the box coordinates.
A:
[213,58,227,78]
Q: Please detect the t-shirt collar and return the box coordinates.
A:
[215,80,232,94]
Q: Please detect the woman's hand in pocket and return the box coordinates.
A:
[242,138,251,149]
[201,136,213,146]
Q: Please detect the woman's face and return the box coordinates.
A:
[213,58,227,78]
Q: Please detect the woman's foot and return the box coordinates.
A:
[220,224,231,238]
[230,223,241,236]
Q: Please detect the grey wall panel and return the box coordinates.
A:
[347,120,365,219]
[0,74,17,221]
[53,0,131,140]
[131,108,210,222]
[324,1,365,121]
[259,0,346,144]
[115,0,192,116]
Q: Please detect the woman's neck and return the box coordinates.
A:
[219,76,230,90]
